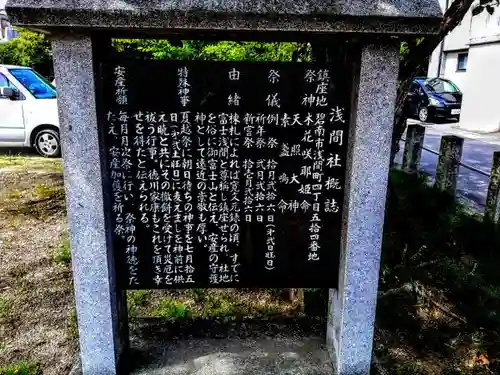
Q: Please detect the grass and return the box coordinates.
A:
[127,290,153,316]
[2,154,500,374]
[0,155,63,173]
[372,170,500,374]
[5,190,22,201]
[53,235,71,266]
[67,307,79,341]
[201,293,243,317]
[0,296,11,322]
[0,154,73,374]
[0,362,42,375]
[0,156,27,169]
[33,183,64,200]
[151,298,191,319]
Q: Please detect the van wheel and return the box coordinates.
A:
[34,129,61,157]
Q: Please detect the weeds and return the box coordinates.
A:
[374,170,500,374]
[33,184,64,200]
[0,156,26,169]
[0,296,11,322]
[152,298,191,319]
[67,307,78,341]
[0,155,63,173]
[53,235,71,266]
[0,362,42,375]
[201,294,243,317]
[5,190,22,201]
[127,290,152,316]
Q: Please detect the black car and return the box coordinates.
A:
[405,77,463,122]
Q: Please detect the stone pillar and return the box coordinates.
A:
[402,124,425,173]
[485,152,500,223]
[435,135,464,196]
[52,35,128,375]
[327,44,399,375]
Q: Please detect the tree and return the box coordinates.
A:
[0,28,52,78]
[390,0,498,165]
[112,39,310,62]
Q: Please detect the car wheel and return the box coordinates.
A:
[418,106,430,123]
[34,128,61,157]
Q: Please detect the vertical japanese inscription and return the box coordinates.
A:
[102,60,351,288]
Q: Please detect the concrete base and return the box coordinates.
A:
[70,317,334,375]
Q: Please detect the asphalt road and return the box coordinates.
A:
[396,121,500,212]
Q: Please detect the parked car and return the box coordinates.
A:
[405,77,462,123]
[0,65,60,157]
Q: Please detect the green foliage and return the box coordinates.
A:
[67,307,79,340]
[201,41,300,62]
[152,298,191,319]
[377,170,500,374]
[53,235,71,266]
[0,296,11,322]
[112,39,198,60]
[112,39,308,62]
[0,28,52,77]
[201,294,242,316]
[127,290,152,316]
[0,362,41,375]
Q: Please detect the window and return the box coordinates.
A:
[8,68,56,99]
[457,53,468,71]
[0,73,8,88]
[0,73,24,99]
[425,78,460,94]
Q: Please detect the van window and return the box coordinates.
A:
[0,73,9,88]
[8,68,56,99]
[0,73,25,100]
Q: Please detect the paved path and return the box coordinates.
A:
[396,121,500,212]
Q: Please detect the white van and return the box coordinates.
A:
[0,65,60,157]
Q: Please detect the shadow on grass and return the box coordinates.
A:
[374,170,500,375]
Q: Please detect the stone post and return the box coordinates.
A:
[402,124,425,173]
[435,135,464,196]
[485,152,500,223]
[52,35,128,375]
[327,43,399,375]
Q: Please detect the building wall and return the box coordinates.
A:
[441,50,469,92]
[459,42,500,133]
[443,6,471,51]
[427,1,500,132]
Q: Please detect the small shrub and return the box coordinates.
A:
[152,298,191,319]
[0,361,42,375]
[54,236,71,265]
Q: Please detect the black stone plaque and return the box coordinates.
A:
[98,58,352,289]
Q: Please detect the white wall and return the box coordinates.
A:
[427,0,471,76]
[427,1,500,132]
[469,5,500,44]
[443,6,472,51]
[459,42,500,132]
[441,51,469,92]
[428,42,443,77]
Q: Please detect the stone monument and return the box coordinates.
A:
[6,1,442,374]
